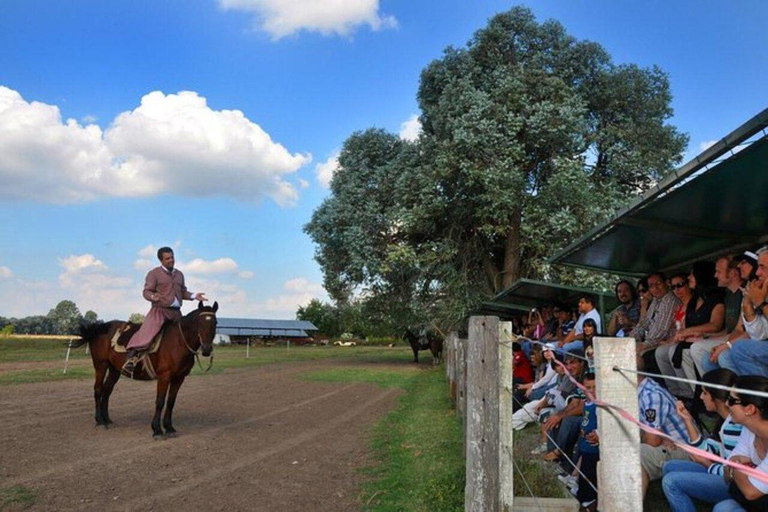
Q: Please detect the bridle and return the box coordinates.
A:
[178,312,216,372]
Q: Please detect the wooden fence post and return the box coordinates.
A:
[447,332,458,403]
[594,337,642,512]
[465,316,500,512]
[498,322,514,511]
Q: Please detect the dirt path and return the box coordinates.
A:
[0,360,402,511]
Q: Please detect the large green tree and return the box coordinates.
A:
[306,7,688,329]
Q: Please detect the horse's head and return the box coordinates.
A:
[195,301,219,357]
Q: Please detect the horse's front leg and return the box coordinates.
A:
[151,378,170,439]
[162,376,186,437]
[411,344,419,363]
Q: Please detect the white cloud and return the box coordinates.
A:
[699,140,717,152]
[219,0,397,40]
[58,254,108,275]
[55,253,140,317]
[0,266,12,279]
[137,244,157,258]
[315,152,339,188]
[399,114,422,142]
[0,86,310,206]
[284,277,325,294]
[183,257,239,275]
[133,258,155,271]
[239,270,255,279]
[81,115,97,124]
[298,178,310,189]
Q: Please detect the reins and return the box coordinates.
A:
[177,312,216,372]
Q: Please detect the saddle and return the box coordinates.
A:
[110,322,165,354]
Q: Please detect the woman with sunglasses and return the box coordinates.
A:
[637,276,653,322]
[661,369,742,511]
[658,273,726,398]
[716,376,768,511]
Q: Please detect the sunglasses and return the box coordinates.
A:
[670,282,687,290]
[727,396,743,407]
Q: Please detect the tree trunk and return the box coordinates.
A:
[501,208,521,290]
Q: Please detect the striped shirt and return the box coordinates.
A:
[638,378,689,443]
[689,414,743,476]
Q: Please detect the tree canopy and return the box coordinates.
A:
[306,7,688,331]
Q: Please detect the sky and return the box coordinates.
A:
[0,0,766,320]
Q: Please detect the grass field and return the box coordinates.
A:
[303,366,465,511]
[0,336,415,386]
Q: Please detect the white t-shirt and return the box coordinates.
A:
[730,427,768,494]
[574,308,602,335]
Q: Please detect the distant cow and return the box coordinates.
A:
[403,325,443,365]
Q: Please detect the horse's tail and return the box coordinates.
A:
[72,321,112,348]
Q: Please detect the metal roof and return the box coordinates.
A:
[550,108,768,276]
[489,279,619,317]
[218,327,309,338]
[216,318,317,338]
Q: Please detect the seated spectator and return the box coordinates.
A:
[631,272,681,379]
[514,347,558,411]
[638,356,691,497]
[559,295,602,355]
[528,308,546,340]
[685,255,745,388]
[541,303,575,344]
[637,276,653,322]
[717,376,768,511]
[582,318,598,370]
[512,342,534,385]
[607,279,641,337]
[718,248,768,379]
[662,369,742,512]
[540,351,587,477]
[656,272,724,398]
[575,372,599,512]
[512,351,569,432]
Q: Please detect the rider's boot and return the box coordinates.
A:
[122,348,140,375]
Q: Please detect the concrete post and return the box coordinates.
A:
[465,316,500,512]
[498,322,514,511]
[593,336,642,512]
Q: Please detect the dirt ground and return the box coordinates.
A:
[0,360,402,511]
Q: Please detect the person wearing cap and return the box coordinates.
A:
[540,350,588,475]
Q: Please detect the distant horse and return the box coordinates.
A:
[72,301,218,438]
[403,326,443,365]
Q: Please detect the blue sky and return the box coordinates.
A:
[0,1,766,319]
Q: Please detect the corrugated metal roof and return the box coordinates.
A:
[218,327,309,337]
[217,318,318,331]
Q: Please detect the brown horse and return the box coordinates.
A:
[73,301,218,438]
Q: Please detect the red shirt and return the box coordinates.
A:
[513,350,534,383]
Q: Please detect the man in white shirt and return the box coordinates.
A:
[559,294,602,355]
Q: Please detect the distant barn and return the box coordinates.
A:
[216,318,319,345]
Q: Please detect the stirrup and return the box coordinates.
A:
[122,356,139,377]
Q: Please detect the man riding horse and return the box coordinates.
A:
[123,246,207,374]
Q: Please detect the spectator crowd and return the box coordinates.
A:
[509,249,768,512]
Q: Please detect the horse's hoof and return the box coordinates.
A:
[165,431,177,438]
[153,434,166,441]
